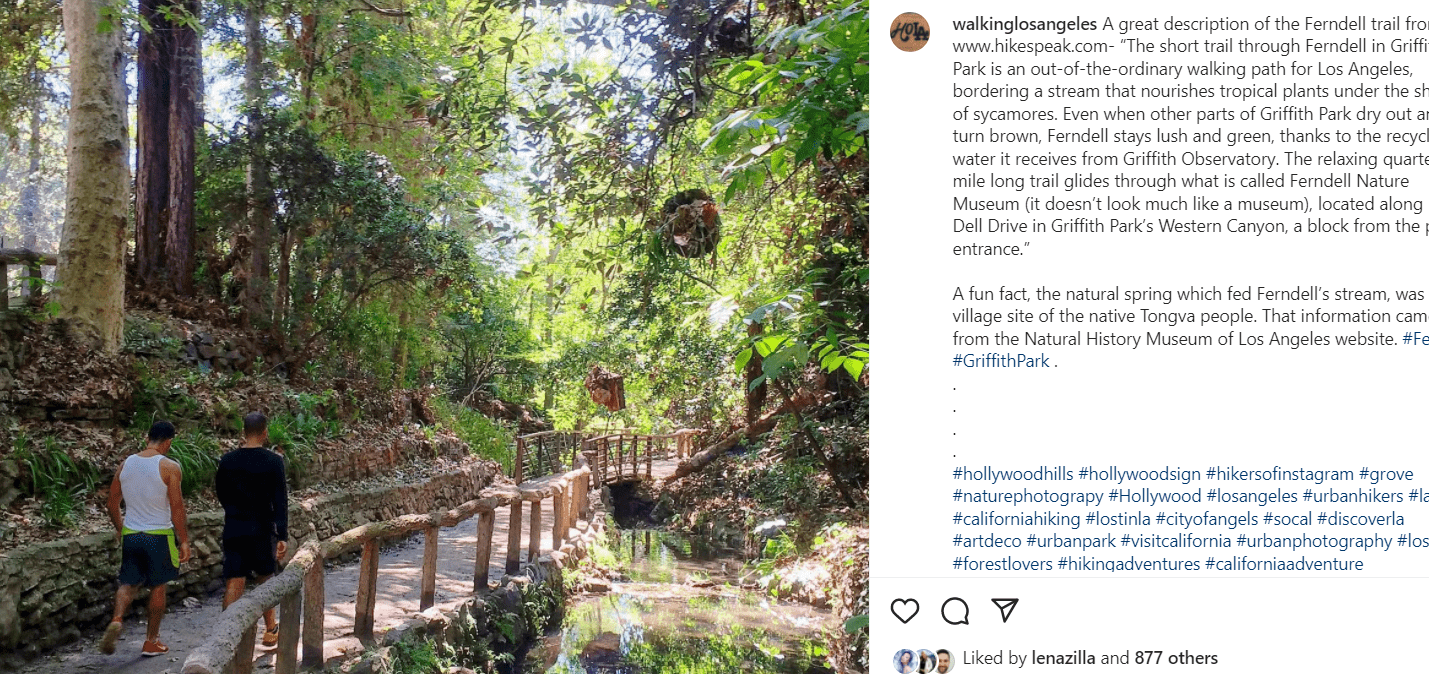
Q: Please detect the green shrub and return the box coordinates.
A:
[168,433,224,496]
[13,433,102,529]
[431,397,513,471]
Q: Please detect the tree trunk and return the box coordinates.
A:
[134,0,171,288]
[57,0,129,353]
[243,0,273,328]
[19,73,42,250]
[165,0,200,297]
[745,321,766,426]
[662,393,818,485]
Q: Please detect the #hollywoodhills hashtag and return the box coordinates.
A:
[952,464,1414,485]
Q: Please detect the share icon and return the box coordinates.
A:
[991,598,1019,623]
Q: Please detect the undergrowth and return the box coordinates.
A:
[12,431,102,528]
[432,396,514,471]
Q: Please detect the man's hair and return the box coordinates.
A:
[243,412,269,437]
[148,420,177,442]
[937,650,950,657]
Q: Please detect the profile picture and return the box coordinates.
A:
[894,649,917,673]
[918,649,938,673]
[936,648,954,672]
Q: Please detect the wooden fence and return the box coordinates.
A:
[513,428,704,484]
[180,463,593,674]
[0,248,55,310]
[582,429,703,485]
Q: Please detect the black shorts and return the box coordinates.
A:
[118,532,179,587]
[222,534,278,579]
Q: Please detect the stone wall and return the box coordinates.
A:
[0,460,505,664]
[306,434,472,484]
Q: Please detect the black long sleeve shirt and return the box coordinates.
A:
[215,446,289,541]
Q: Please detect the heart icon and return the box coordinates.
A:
[890,598,920,624]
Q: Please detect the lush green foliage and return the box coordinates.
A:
[431,396,514,470]
[12,432,101,528]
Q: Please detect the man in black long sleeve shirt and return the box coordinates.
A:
[216,412,288,647]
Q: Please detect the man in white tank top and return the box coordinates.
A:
[98,421,192,657]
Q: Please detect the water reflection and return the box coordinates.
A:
[521,530,834,674]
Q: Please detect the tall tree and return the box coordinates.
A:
[56,0,129,352]
[18,53,42,252]
[134,0,171,287]
[133,0,201,297]
[242,0,273,327]
[165,0,200,296]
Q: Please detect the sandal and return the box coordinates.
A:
[141,639,169,657]
[262,625,280,647]
[98,619,122,655]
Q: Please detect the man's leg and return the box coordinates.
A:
[112,584,136,621]
[224,576,247,609]
[258,574,277,632]
[145,584,166,642]
[100,584,135,653]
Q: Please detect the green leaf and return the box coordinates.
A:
[843,358,864,379]
[843,614,869,634]
[734,347,753,371]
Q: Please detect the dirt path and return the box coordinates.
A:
[21,457,683,674]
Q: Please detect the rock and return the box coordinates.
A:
[580,632,622,663]
[181,596,201,609]
[585,578,611,593]
[197,343,218,360]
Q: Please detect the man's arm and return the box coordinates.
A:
[271,456,289,542]
[106,464,124,543]
[214,454,231,510]
[162,458,191,562]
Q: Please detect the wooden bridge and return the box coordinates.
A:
[171,428,705,674]
[517,429,705,485]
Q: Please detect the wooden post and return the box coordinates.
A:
[527,498,542,561]
[302,561,325,669]
[275,589,302,674]
[234,624,257,674]
[0,260,8,310]
[552,486,566,548]
[20,260,39,303]
[474,508,496,591]
[646,437,653,479]
[355,540,379,645]
[505,500,524,574]
[420,525,439,610]
[615,437,623,481]
[514,437,525,482]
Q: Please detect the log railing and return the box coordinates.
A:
[181,463,594,674]
[582,428,704,485]
[0,248,56,310]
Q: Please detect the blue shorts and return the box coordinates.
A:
[222,534,278,579]
[118,532,179,587]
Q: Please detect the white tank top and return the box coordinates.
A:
[120,454,173,531]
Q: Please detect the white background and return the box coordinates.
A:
[872,1,1429,670]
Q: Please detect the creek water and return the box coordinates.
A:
[518,528,835,674]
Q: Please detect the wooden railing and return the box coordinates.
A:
[181,463,594,674]
[0,247,56,310]
[514,430,584,482]
[582,429,704,484]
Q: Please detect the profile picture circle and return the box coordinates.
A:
[917,649,939,673]
[933,648,954,672]
[894,649,917,673]
[890,12,930,52]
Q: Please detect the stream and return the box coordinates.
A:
[519,528,836,674]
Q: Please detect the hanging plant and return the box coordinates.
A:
[655,189,722,259]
